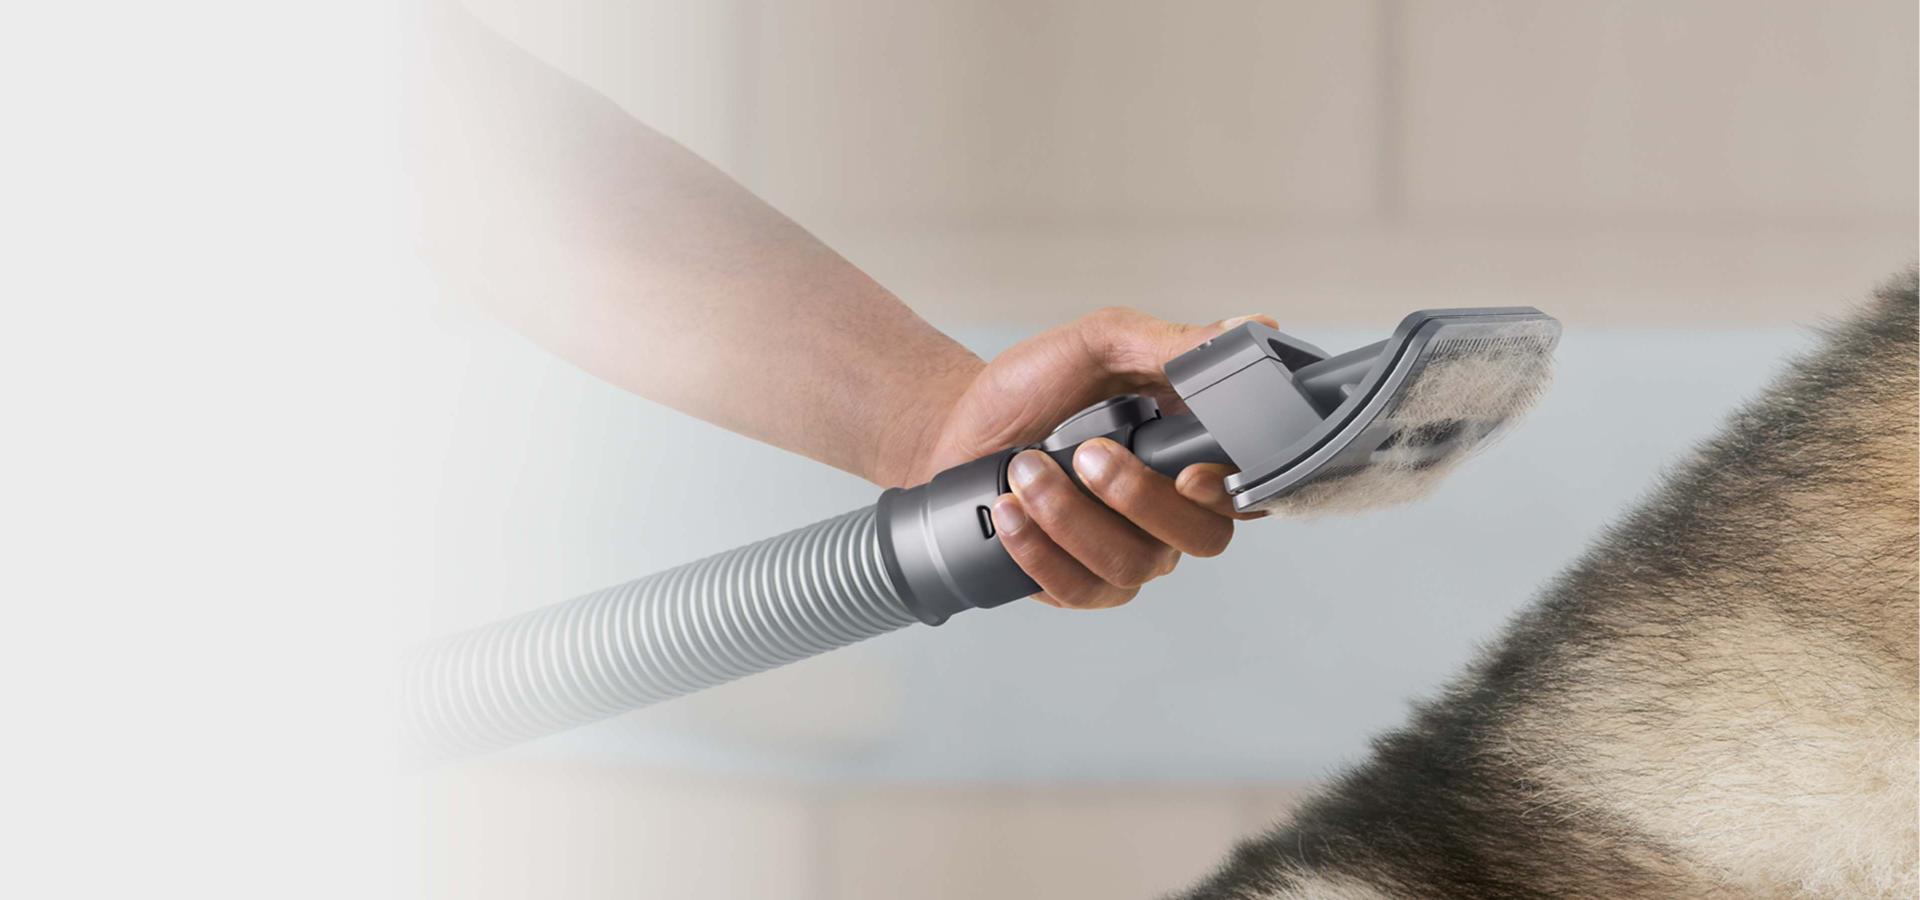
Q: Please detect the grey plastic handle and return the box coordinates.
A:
[874,398,1228,626]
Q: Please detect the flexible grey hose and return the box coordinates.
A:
[403,506,916,761]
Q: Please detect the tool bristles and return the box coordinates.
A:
[1255,318,1558,516]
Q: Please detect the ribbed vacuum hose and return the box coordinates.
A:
[403,506,917,761]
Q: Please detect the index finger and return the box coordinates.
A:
[1072,439,1235,557]
[1173,463,1268,521]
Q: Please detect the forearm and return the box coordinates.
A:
[411,6,981,485]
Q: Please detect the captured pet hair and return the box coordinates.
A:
[1182,271,1919,899]
[1257,316,1560,516]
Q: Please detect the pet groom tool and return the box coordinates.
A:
[405,308,1560,759]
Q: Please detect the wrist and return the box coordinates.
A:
[863,354,984,488]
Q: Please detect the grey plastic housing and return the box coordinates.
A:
[1218,307,1555,508]
[875,307,1557,625]
[875,395,1214,625]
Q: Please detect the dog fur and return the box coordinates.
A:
[1181,272,1919,899]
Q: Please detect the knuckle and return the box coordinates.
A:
[1080,308,1150,362]
[1178,464,1228,492]
[1054,583,1107,609]
[1022,482,1075,523]
[1104,550,1161,589]
[1097,460,1152,509]
[1189,523,1234,558]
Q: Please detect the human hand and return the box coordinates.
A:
[880,308,1275,609]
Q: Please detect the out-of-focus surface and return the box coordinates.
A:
[405,761,1310,900]
[412,1,1914,897]
[464,0,1916,329]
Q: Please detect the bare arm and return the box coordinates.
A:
[410,5,1266,608]
[411,5,978,486]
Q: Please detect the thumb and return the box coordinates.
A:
[1087,309,1281,379]
[929,308,1282,465]
[1188,312,1282,356]
[1086,310,1279,416]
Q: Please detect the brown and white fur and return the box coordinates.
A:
[1181,272,1919,899]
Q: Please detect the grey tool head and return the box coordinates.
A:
[1167,307,1561,515]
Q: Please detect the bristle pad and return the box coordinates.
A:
[1251,319,1557,516]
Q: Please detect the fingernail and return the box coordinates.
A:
[1178,467,1225,501]
[1008,450,1048,489]
[1075,439,1113,484]
[1220,314,1261,330]
[991,496,1027,535]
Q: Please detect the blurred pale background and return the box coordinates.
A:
[406,2,1916,898]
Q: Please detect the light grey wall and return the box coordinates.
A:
[465,0,1917,328]
[423,319,1817,781]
